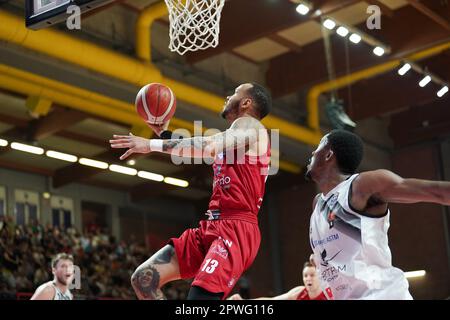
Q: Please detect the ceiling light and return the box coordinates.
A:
[11,142,44,155]
[398,63,412,76]
[373,46,385,56]
[336,26,349,37]
[404,270,426,279]
[323,19,336,30]
[46,150,78,162]
[126,159,136,166]
[0,139,8,147]
[164,177,189,188]
[296,3,310,15]
[109,164,137,176]
[138,170,164,182]
[419,75,432,87]
[349,33,362,44]
[437,86,448,97]
[79,158,108,169]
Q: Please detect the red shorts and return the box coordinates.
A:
[169,218,261,299]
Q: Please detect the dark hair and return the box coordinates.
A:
[327,130,364,175]
[52,253,74,268]
[247,82,271,119]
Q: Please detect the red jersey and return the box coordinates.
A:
[296,288,328,300]
[208,145,270,223]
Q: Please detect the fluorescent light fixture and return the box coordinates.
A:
[0,139,8,147]
[419,75,432,87]
[109,164,137,176]
[79,158,108,169]
[349,33,362,44]
[164,177,189,188]
[138,170,164,182]
[11,142,44,155]
[373,46,385,56]
[46,150,78,162]
[296,3,310,15]
[323,19,336,30]
[126,159,136,166]
[404,270,426,279]
[398,63,411,76]
[336,26,349,37]
[437,86,448,97]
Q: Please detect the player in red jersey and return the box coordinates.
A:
[110,83,271,300]
[229,259,329,300]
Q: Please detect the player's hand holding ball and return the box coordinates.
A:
[110,83,176,160]
[135,83,176,137]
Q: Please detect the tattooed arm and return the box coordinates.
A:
[110,116,264,160]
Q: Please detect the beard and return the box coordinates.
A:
[221,100,239,119]
[56,275,71,286]
[220,108,229,119]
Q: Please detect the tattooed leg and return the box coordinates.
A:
[131,245,180,300]
[131,265,166,300]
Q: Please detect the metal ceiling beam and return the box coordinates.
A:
[184,0,360,63]
[0,10,322,147]
[340,54,450,120]
[306,41,450,130]
[0,64,304,174]
[406,0,450,32]
[268,6,450,97]
[29,108,87,141]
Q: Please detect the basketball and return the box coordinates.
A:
[135,83,176,125]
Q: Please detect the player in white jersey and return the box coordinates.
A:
[305,130,450,300]
[31,253,74,300]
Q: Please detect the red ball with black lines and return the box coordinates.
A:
[135,83,177,125]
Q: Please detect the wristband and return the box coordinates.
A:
[149,139,163,152]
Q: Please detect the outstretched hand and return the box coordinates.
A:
[109,133,151,160]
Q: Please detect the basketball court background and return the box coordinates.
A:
[0,0,449,299]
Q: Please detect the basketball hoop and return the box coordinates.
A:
[164,0,226,55]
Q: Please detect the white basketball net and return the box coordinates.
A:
[164,0,226,55]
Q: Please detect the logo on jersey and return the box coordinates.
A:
[210,244,229,259]
[325,193,339,229]
[320,249,342,267]
[312,233,340,247]
[328,193,339,208]
[327,211,336,229]
[219,236,233,248]
[213,176,231,189]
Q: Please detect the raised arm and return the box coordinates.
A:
[352,169,450,207]
[110,116,263,160]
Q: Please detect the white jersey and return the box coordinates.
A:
[51,282,73,300]
[309,174,413,300]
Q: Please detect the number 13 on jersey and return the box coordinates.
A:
[201,259,219,274]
